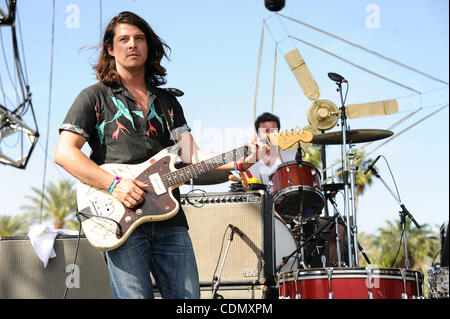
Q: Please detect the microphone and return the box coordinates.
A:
[229,224,244,237]
[328,72,347,83]
[363,155,381,175]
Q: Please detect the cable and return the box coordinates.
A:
[390,225,406,268]
[184,188,206,208]
[39,0,55,223]
[278,13,449,86]
[0,28,19,103]
[63,220,82,299]
[290,35,421,95]
[379,155,401,202]
[343,81,349,105]
[253,22,265,122]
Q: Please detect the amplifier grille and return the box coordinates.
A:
[182,191,274,285]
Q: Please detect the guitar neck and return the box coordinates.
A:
[166,144,253,186]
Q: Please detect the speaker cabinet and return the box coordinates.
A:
[182,190,275,286]
[0,235,113,299]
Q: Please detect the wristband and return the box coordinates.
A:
[108,176,122,194]
[234,161,244,172]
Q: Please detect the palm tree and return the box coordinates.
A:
[360,219,440,270]
[0,214,30,237]
[21,179,78,229]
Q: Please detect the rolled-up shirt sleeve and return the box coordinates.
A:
[58,87,98,141]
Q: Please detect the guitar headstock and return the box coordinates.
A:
[268,129,313,150]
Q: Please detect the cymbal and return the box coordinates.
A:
[311,129,393,145]
[175,162,231,185]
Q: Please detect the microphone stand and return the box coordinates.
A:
[369,167,420,269]
[211,227,237,299]
[333,80,358,267]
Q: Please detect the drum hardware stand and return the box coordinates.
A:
[368,166,420,270]
[294,144,308,268]
[298,221,307,268]
[211,226,238,299]
[320,129,330,217]
[331,75,358,267]
[292,215,307,268]
[313,220,331,267]
[276,213,339,273]
[327,193,372,265]
[321,227,330,267]
[348,145,360,266]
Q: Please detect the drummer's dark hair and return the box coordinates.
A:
[254,112,281,131]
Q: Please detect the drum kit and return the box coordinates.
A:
[267,128,430,298]
[191,130,447,299]
[186,80,448,299]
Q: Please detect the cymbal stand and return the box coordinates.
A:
[294,146,307,268]
[348,144,359,266]
[333,79,357,267]
[320,130,330,217]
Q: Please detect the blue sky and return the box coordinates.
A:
[1,0,448,237]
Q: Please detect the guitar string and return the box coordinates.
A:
[133,131,307,195]
[157,132,306,186]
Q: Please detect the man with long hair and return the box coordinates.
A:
[54,11,261,299]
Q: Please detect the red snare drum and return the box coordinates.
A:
[270,161,324,219]
[278,268,424,299]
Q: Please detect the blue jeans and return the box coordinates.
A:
[101,223,200,299]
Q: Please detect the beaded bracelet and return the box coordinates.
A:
[108,176,122,194]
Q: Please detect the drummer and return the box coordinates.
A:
[248,112,346,267]
[247,112,296,184]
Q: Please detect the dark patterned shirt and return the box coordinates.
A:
[59,81,190,228]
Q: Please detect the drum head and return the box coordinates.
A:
[275,218,299,272]
[274,186,325,219]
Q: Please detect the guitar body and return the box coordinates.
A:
[77,148,182,251]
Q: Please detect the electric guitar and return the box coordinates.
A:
[77,129,313,250]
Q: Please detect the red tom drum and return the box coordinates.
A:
[270,161,324,219]
[278,268,424,299]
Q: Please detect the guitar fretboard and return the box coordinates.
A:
[164,144,251,186]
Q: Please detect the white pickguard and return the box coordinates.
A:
[77,148,180,251]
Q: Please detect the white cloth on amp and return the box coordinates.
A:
[27,224,79,268]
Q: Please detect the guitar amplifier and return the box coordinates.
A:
[0,235,113,299]
[182,190,275,287]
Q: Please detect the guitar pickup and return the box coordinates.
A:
[149,173,167,195]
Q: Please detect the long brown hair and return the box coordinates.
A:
[94,11,171,87]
